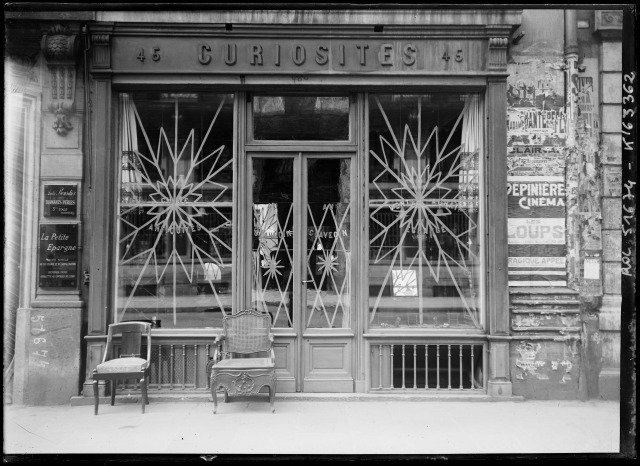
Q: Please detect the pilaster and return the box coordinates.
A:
[12,22,85,405]
[595,9,623,400]
[485,30,512,394]
[486,76,509,337]
[82,25,115,395]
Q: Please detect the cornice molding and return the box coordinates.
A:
[95,9,522,27]
[593,10,623,40]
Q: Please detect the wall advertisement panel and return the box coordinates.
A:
[507,147,567,286]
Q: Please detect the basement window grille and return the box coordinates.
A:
[370,343,485,391]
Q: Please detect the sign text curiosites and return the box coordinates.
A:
[118,38,483,73]
[197,42,424,67]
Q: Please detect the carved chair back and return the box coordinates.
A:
[222,309,272,356]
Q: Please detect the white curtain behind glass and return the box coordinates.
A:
[460,94,481,214]
[120,93,142,202]
[461,94,480,155]
[459,94,481,321]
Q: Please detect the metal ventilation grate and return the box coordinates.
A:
[370,343,485,391]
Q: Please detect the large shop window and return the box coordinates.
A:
[116,92,234,329]
[368,93,483,329]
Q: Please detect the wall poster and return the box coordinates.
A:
[507,146,567,286]
[506,60,567,148]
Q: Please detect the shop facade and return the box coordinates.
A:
[4,6,629,404]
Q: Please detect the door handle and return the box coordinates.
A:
[302,279,313,284]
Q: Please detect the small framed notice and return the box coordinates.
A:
[38,224,79,288]
[392,269,418,297]
[43,184,78,218]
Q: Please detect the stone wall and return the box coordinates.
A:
[507,9,622,400]
[594,10,624,400]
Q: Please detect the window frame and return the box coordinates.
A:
[106,87,492,336]
[245,92,358,149]
[111,91,239,330]
[363,90,488,334]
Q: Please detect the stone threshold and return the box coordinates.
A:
[71,392,524,406]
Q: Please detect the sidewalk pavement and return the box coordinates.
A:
[3,394,621,456]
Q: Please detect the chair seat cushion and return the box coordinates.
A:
[96,357,147,374]
[213,358,274,370]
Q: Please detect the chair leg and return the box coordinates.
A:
[211,376,218,414]
[269,385,275,413]
[110,380,116,406]
[140,376,148,414]
[223,388,229,403]
[93,378,99,415]
[143,372,150,405]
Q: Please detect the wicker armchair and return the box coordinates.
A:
[206,309,276,413]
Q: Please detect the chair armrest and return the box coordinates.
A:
[212,346,221,363]
[212,334,225,362]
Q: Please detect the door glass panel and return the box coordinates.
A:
[116,92,234,329]
[305,159,352,329]
[251,158,295,328]
[253,95,350,140]
[368,93,482,329]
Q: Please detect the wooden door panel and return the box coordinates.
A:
[273,337,296,392]
[302,338,353,392]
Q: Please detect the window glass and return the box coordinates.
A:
[304,158,352,329]
[116,92,234,329]
[368,94,482,329]
[253,95,350,140]
[250,158,295,328]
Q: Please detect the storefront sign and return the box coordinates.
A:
[43,184,78,218]
[38,224,79,288]
[507,147,567,286]
[112,37,484,74]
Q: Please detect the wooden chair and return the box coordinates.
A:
[92,322,152,415]
[206,309,276,413]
